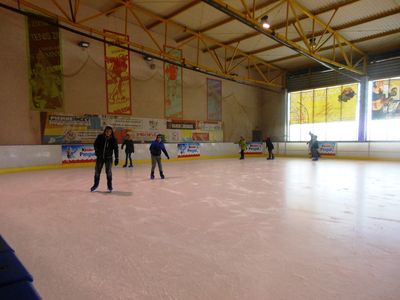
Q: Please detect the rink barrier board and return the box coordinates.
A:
[1,142,400,174]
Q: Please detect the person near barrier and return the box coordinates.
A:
[149,134,170,179]
[310,135,320,161]
[90,126,119,192]
[265,136,275,160]
[238,136,247,160]
[121,133,134,168]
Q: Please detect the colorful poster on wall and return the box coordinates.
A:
[104,30,131,115]
[301,90,314,123]
[327,86,343,122]
[42,113,223,144]
[27,14,64,112]
[207,78,222,121]
[290,92,301,124]
[164,47,183,118]
[177,143,200,158]
[371,78,400,120]
[43,114,101,144]
[339,84,358,121]
[313,88,327,123]
[62,144,96,164]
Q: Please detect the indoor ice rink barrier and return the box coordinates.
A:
[1,142,400,171]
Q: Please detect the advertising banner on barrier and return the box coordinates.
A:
[319,142,336,156]
[245,142,263,154]
[62,144,96,164]
[177,143,200,158]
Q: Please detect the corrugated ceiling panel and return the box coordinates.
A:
[368,58,400,80]
[173,3,228,31]
[317,0,399,27]
[339,14,400,40]
[356,33,400,54]
[287,70,355,91]
[287,58,400,92]
[206,22,255,43]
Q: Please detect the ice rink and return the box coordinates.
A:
[1,157,400,300]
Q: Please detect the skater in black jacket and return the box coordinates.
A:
[121,133,134,168]
[91,126,119,192]
[265,137,275,160]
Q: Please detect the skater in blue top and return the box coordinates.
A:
[149,134,170,179]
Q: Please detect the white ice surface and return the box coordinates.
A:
[1,158,400,300]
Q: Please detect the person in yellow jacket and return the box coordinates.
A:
[238,136,247,160]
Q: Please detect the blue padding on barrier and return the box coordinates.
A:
[0,236,14,253]
[0,281,41,300]
[0,252,33,287]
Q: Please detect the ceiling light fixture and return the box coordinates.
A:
[78,41,90,48]
[261,15,270,29]
[143,55,153,61]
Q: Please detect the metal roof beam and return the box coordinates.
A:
[201,0,366,79]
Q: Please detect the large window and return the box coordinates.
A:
[288,83,359,141]
[367,77,400,141]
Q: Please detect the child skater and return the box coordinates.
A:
[238,136,247,160]
[310,135,320,161]
[265,136,275,160]
[90,126,119,192]
[149,134,170,179]
[121,133,134,167]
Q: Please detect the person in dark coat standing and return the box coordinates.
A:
[310,135,320,161]
[265,136,275,160]
[121,133,134,168]
[91,126,119,192]
[149,134,170,179]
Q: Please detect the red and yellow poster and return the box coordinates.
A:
[27,14,64,112]
[104,30,131,115]
[164,47,183,118]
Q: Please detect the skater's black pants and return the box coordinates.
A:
[268,149,274,159]
[240,150,244,159]
[124,151,133,166]
[94,157,113,187]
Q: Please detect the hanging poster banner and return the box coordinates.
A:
[104,30,132,115]
[27,14,64,112]
[207,78,222,121]
[177,143,200,158]
[164,47,183,118]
